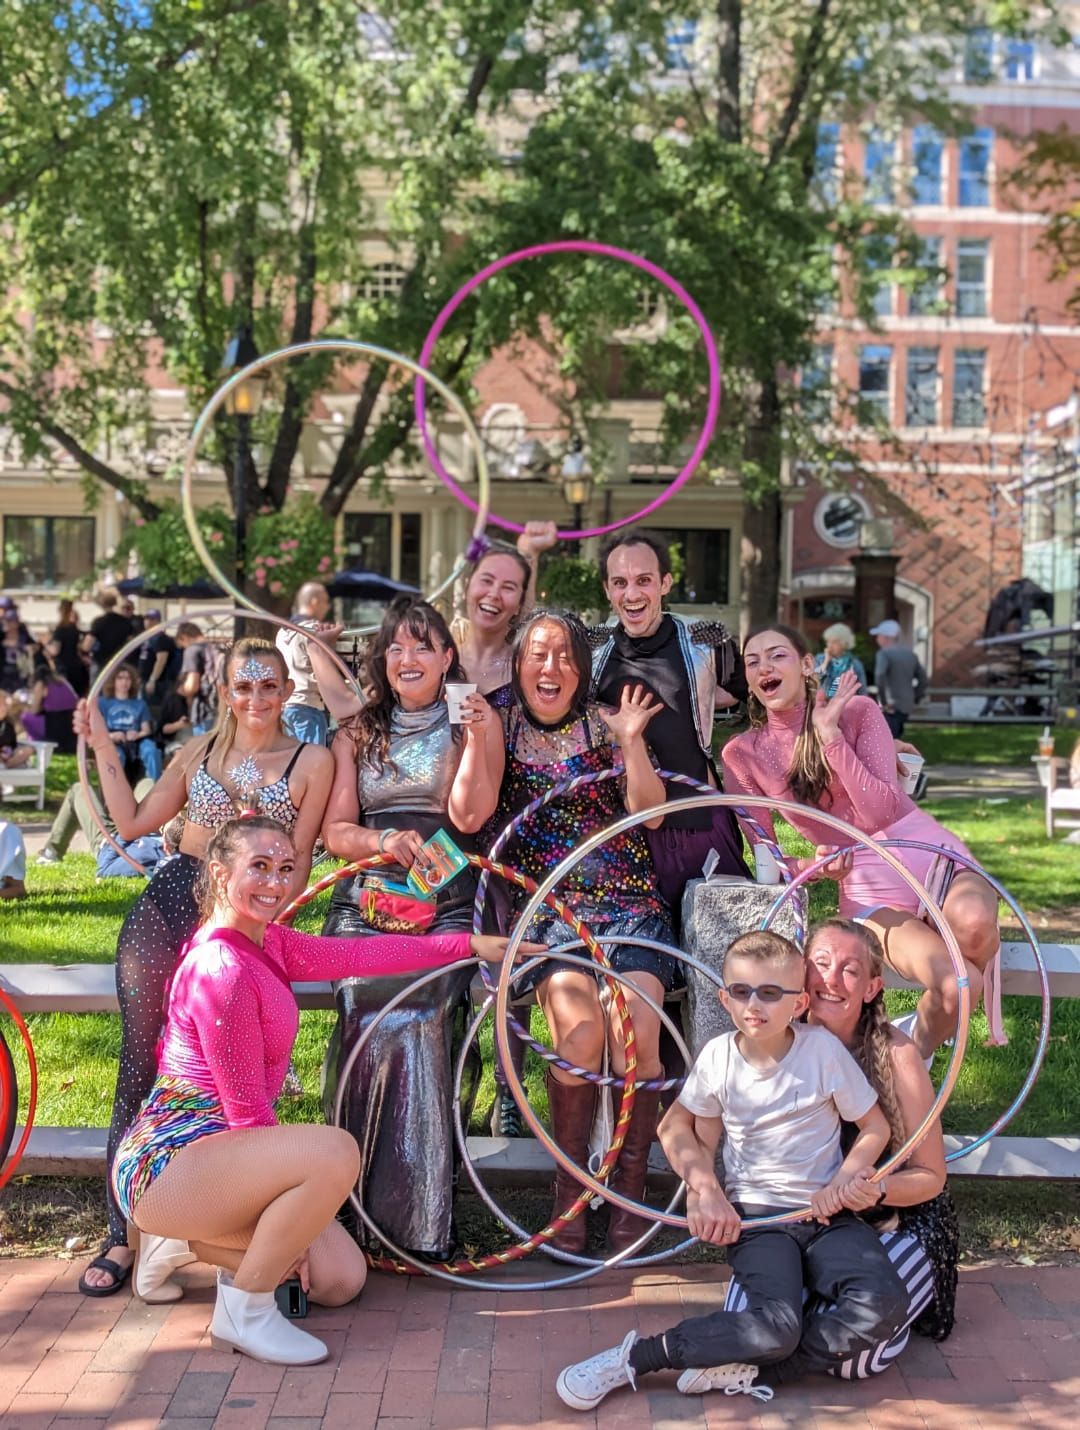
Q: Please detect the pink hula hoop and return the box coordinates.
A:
[414,240,721,540]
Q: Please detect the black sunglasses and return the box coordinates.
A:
[722,981,805,1004]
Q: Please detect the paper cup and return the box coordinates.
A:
[444,682,479,725]
[898,752,925,794]
[754,844,781,886]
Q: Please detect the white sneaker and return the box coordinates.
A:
[891,1011,933,1070]
[676,1364,774,1400]
[556,1330,638,1411]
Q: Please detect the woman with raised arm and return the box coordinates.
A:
[74,637,333,1297]
[721,626,1002,1062]
[114,813,522,1364]
[320,597,504,1260]
[486,609,675,1255]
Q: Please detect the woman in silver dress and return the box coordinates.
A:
[321,598,504,1258]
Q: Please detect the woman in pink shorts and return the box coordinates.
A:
[721,626,1003,1059]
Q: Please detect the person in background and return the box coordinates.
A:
[83,592,135,679]
[276,582,335,745]
[19,654,79,752]
[121,598,145,635]
[176,622,220,735]
[139,611,181,709]
[157,683,195,760]
[36,774,165,876]
[2,610,36,693]
[814,624,868,700]
[0,819,27,900]
[98,664,163,781]
[0,689,33,772]
[870,620,927,739]
[52,598,88,696]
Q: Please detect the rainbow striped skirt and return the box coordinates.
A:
[111,1077,228,1222]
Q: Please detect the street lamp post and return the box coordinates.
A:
[560,436,593,532]
[221,326,268,601]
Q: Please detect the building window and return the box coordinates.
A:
[908,236,943,316]
[654,528,731,605]
[953,349,987,426]
[858,345,893,421]
[958,128,993,207]
[863,132,894,205]
[665,18,697,69]
[864,235,894,317]
[800,345,833,419]
[1003,37,1035,81]
[343,513,392,574]
[359,263,407,302]
[963,27,994,82]
[815,122,840,204]
[399,513,421,588]
[911,126,944,205]
[955,238,989,317]
[906,347,940,426]
[2,516,95,589]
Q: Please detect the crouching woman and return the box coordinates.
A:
[111,813,518,1367]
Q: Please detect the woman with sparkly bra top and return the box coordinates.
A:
[321,598,504,1260]
[74,636,333,1297]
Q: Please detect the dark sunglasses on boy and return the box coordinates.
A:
[722,981,805,1004]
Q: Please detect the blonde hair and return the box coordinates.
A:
[806,918,905,1151]
[822,623,855,651]
[725,929,805,980]
[744,625,832,806]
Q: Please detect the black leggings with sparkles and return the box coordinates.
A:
[104,853,202,1245]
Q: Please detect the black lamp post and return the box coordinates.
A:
[560,435,593,532]
[221,325,267,596]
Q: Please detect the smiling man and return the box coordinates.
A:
[590,530,749,906]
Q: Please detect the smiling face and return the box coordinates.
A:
[603,543,673,638]
[225,652,292,729]
[743,630,816,711]
[212,828,297,929]
[805,927,882,1043]
[385,621,453,710]
[466,553,528,639]
[517,618,581,724]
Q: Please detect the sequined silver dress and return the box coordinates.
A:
[321,702,477,1259]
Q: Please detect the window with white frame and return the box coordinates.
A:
[864,132,894,205]
[958,129,993,207]
[1003,37,1035,80]
[905,347,940,426]
[665,18,697,69]
[953,349,987,426]
[360,263,407,302]
[963,27,994,82]
[800,345,834,419]
[955,238,989,317]
[864,235,895,317]
[908,236,943,316]
[859,345,892,420]
[911,127,944,206]
[815,122,840,205]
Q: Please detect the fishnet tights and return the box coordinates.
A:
[133,1123,363,1297]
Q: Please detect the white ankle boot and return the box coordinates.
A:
[131,1231,197,1304]
[210,1272,327,1366]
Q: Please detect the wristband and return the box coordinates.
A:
[875,1176,888,1204]
[377,827,399,855]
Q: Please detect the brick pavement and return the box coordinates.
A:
[0,1255,1077,1429]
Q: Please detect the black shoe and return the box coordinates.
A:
[490,1088,525,1138]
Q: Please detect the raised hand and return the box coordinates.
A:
[598,683,663,746]
[811,667,860,746]
[73,698,109,749]
[516,520,559,556]
[458,691,497,736]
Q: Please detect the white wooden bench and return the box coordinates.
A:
[1040,756,1080,840]
[0,740,57,810]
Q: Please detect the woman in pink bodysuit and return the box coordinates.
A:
[721,627,1003,1061]
[111,813,530,1368]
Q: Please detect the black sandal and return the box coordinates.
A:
[78,1247,133,1298]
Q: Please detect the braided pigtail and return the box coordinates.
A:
[857,989,907,1152]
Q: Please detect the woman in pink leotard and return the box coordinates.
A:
[111,813,531,1369]
[721,627,1003,1061]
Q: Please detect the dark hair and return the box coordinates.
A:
[743,624,832,806]
[465,541,533,623]
[510,609,592,720]
[598,529,672,582]
[347,597,464,771]
[724,929,805,979]
[806,918,905,1151]
[195,815,295,920]
[103,662,142,699]
[176,621,203,640]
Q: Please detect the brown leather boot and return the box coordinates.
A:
[605,1083,662,1254]
[546,1070,597,1254]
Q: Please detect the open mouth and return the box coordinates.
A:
[477,601,502,618]
[622,601,649,619]
[757,676,783,696]
[534,680,563,703]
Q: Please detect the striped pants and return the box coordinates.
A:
[724,1228,935,1380]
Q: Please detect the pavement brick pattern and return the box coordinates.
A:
[0,1258,1077,1429]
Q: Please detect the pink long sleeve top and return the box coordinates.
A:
[158,924,474,1129]
[720,695,916,847]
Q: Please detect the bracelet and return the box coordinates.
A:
[377,828,399,855]
[876,1176,888,1204]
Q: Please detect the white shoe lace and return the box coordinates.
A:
[724,1366,773,1402]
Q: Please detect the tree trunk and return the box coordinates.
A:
[738,377,784,635]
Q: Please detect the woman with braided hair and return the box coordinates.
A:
[721,626,1003,1063]
[718,918,957,1384]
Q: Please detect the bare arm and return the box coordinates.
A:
[598,687,666,829]
[657,1100,740,1245]
[840,1039,946,1212]
[320,732,423,869]
[447,694,504,833]
[284,744,333,894]
[146,650,169,690]
[307,628,364,723]
[810,1099,891,1221]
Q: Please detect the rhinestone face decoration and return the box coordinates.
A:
[227,755,262,795]
[233,657,278,684]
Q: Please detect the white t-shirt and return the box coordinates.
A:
[678,1022,877,1208]
[276,621,324,711]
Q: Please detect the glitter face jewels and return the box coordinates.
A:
[233,657,278,684]
[227,755,262,795]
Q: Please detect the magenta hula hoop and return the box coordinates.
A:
[415,241,722,540]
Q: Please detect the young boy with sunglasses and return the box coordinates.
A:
[557,930,906,1409]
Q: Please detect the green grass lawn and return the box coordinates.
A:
[3,783,1077,1143]
[908,723,1076,767]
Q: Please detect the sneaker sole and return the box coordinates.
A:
[555,1368,608,1412]
[676,1369,708,1395]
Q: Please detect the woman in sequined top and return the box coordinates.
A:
[113,814,524,1363]
[320,598,504,1259]
[487,609,675,1256]
[74,637,333,1296]
[721,626,1003,1062]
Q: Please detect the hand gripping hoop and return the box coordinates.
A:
[180,338,494,637]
